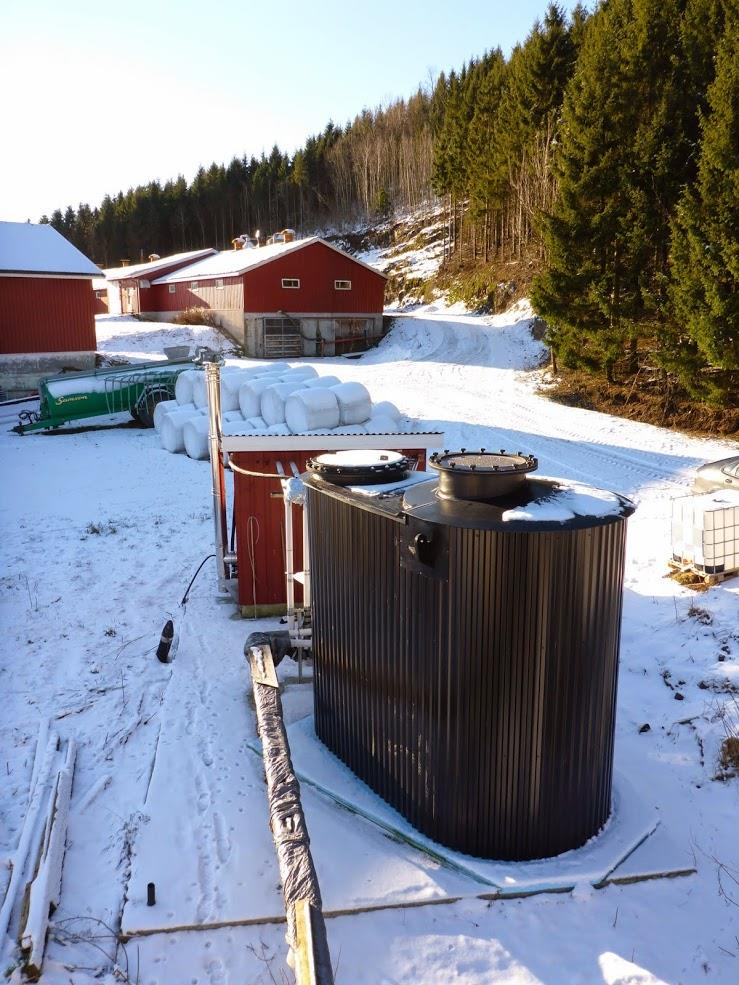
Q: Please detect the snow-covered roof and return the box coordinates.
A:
[152,237,387,284]
[0,221,102,278]
[104,248,217,282]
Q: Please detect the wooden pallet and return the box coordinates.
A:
[667,559,738,587]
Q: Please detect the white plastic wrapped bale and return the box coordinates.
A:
[370,400,401,421]
[280,366,318,382]
[266,423,291,435]
[221,372,256,412]
[334,424,366,434]
[247,415,267,429]
[238,377,284,417]
[284,388,341,433]
[153,399,180,433]
[331,382,372,425]
[160,406,202,453]
[175,369,199,405]
[301,375,341,389]
[364,414,401,434]
[304,428,332,435]
[182,417,210,460]
[261,383,303,426]
[257,361,291,374]
[191,373,208,409]
[222,419,255,436]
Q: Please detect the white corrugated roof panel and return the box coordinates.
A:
[153,237,387,284]
[0,221,102,277]
[104,248,217,281]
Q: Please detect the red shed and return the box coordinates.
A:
[104,248,217,316]
[150,238,387,357]
[0,221,101,394]
[220,432,442,615]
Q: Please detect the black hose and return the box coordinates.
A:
[181,554,216,606]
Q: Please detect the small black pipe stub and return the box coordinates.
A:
[147,882,156,906]
[156,620,174,663]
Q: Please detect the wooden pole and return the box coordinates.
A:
[245,633,334,985]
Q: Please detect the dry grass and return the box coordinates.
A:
[544,369,739,438]
[172,307,219,327]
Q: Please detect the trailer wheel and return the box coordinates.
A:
[135,386,171,428]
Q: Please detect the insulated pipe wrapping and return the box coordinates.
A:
[245,633,334,984]
[330,382,372,425]
[284,389,341,433]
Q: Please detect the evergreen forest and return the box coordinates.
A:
[44,0,737,405]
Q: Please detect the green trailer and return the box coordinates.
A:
[14,358,199,434]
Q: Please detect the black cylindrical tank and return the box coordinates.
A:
[305,451,635,861]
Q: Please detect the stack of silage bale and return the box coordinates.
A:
[156,362,411,461]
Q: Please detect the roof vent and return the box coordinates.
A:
[429,449,538,501]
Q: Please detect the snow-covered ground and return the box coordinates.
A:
[1,305,738,984]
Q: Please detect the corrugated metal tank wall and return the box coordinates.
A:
[0,277,97,353]
[307,484,630,861]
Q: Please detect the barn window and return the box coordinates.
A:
[139,279,151,289]
[168,285,176,294]
[216,279,224,289]
[335,279,352,290]
[191,281,199,289]
[281,278,300,289]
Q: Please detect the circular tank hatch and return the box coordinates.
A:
[307,449,410,486]
[429,448,538,501]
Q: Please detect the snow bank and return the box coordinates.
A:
[331,382,372,425]
[284,389,341,433]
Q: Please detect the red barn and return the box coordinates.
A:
[149,238,387,357]
[104,248,217,316]
[0,221,102,395]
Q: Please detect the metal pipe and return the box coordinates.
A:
[203,355,229,592]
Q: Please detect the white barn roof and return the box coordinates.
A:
[152,237,387,284]
[104,248,217,282]
[0,221,102,278]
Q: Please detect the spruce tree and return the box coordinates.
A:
[669,22,739,398]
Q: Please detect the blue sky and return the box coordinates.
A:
[1,0,588,222]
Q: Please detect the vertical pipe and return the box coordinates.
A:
[203,356,229,592]
[302,498,311,609]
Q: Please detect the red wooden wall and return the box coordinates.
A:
[244,241,385,313]
[0,276,97,354]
